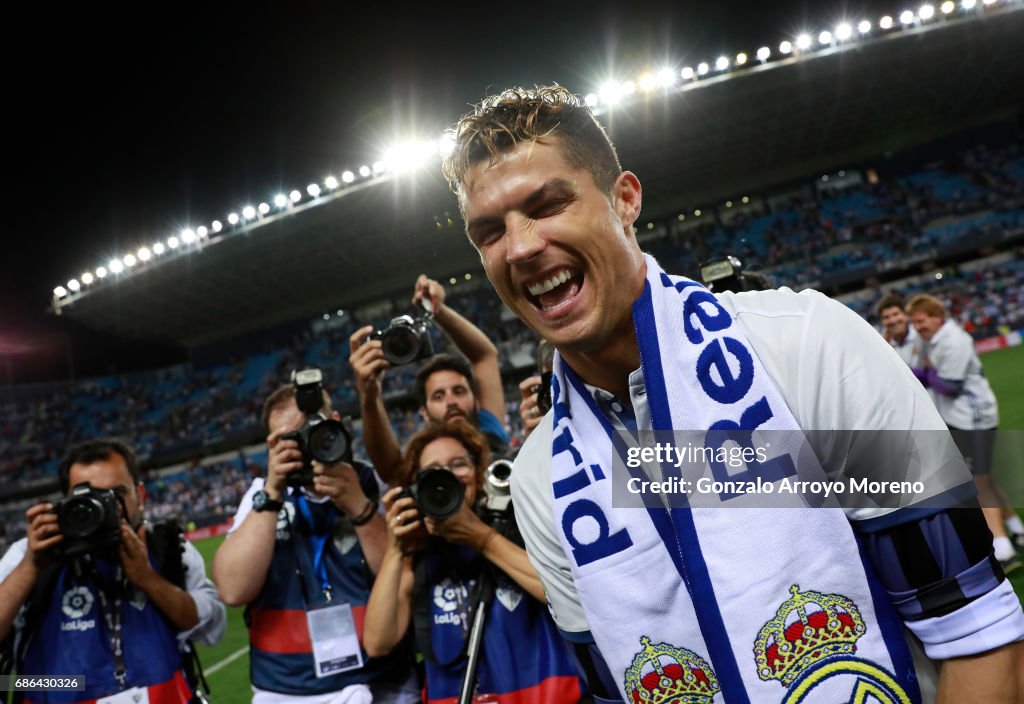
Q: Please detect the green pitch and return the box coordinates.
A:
[194,348,1024,700]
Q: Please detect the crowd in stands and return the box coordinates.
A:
[1,139,1022,542]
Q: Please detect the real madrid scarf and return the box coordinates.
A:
[549,255,921,704]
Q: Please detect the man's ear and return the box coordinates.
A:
[419,406,430,424]
[612,171,642,228]
[136,483,146,506]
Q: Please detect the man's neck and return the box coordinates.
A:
[560,329,640,401]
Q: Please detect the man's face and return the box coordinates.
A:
[461,137,645,354]
[67,453,144,528]
[880,305,909,339]
[422,370,477,424]
[910,311,944,340]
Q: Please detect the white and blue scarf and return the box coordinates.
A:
[549,255,920,703]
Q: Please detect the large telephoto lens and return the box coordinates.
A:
[307,418,351,464]
[415,468,465,519]
[382,325,420,365]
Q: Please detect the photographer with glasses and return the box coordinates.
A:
[0,439,225,704]
[362,417,586,703]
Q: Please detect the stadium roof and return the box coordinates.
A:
[53,6,1024,348]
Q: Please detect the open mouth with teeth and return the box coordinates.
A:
[525,268,584,314]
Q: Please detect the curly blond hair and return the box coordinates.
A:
[441,85,622,203]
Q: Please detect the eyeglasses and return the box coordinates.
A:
[422,455,475,475]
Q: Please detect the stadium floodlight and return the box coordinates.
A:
[742,196,750,203]
[137,247,151,261]
[621,80,636,95]
[657,67,676,87]
[372,161,386,175]
[795,34,812,50]
[153,242,165,255]
[779,40,793,54]
[109,259,124,273]
[288,189,301,203]
[382,140,436,173]
[735,52,748,65]
[322,313,330,320]
[756,46,771,61]
[941,0,955,11]
[258,202,270,215]
[211,220,222,233]
[81,272,93,285]
[67,279,80,292]
[962,0,977,9]
[919,4,935,19]
[584,93,598,107]
[274,193,288,208]
[880,15,894,28]
[900,10,916,23]
[638,73,657,91]
[227,212,240,225]
[981,0,995,5]
[715,56,729,70]
[835,22,853,40]
[449,277,457,285]
[697,62,710,75]
[181,228,197,244]
[341,170,355,184]
[359,165,371,177]
[694,209,702,216]
[307,183,321,197]
[681,66,695,79]
[435,134,455,159]
[167,236,180,249]
[858,19,872,33]
[242,205,256,220]
[196,225,208,238]
[54,286,68,298]
[325,175,339,190]
[819,30,833,44]
[96,267,107,279]
[599,80,625,104]
[124,254,138,267]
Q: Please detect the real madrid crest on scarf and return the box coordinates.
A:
[549,255,920,703]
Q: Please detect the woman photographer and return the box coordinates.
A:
[363,417,586,703]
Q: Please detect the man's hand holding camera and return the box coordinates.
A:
[119,521,157,590]
[21,503,62,575]
[412,274,445,316]
[349,326,390,402]
[265,428,305,500]
[313,461,372,519]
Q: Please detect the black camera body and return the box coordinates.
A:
[282,368,353,488]
[532,370,554,416]
[699,255,770,293]
[400,467,465,519]
[370,315,435,366]
[54,482,123,558]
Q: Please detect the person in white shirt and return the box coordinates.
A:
[906,293,1023,570]
[876,293,921,367]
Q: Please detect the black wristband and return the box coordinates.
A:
[350,499,377,526]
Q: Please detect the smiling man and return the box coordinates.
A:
[441,85,1023,703]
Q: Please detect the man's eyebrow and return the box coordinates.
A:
[466,179,576,234]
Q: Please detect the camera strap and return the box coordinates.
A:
[88,558,128,689]
[295,495,338,603]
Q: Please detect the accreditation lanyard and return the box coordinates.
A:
[88,560,128,689]
[295,494,338,603]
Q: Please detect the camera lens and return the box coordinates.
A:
[307,419,350,464]
[415,468,465,519]
[59,497,103,539]
[382,326,420,365]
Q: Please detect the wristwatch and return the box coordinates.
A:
[252,490,284,513]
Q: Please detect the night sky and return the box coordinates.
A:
[3,0,899,382]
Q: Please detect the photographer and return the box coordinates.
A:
[349,275,508,484]
[0,438,225,703]
[212,380,416,704]
[517,339,555,440]
[362,418,585,703]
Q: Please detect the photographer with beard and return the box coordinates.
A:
[348,275,508,485]
[362,417,585,703]
[0,438,225,704]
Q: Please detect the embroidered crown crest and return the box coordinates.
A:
[754,584,866,687]
[624,636,720,704]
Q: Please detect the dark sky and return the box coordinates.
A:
[3,0,897,382]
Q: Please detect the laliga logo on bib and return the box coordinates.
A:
[754,585,911,704]
[61,586,94,619]
[432,578,469,612]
